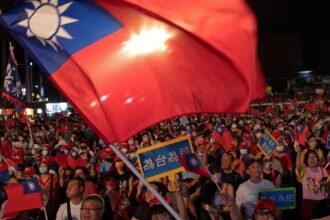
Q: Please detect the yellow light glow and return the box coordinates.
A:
[123,27,171,55]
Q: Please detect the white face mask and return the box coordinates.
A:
[240,149,248,155]
[276,145,284,152]
[41,150,48,156]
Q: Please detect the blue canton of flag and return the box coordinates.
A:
[70,149,79,159]
[187,155,201,169]
[0,0,122,75]
[215,123,224,135]
[22,178,40,194]
[179,153,211,177]
[2,46,24,108]
[0,169,9,186]
[296,124,304,134]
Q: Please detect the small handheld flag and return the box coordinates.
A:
[2,43,24,111]
[179,153,211,178]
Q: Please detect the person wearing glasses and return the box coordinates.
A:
[80,194,106,220]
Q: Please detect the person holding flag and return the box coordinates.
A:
[2,43,24,112]
[0,178,44,219]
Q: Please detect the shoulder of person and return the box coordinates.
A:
[263,179,275,187]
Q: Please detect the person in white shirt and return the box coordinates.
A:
[56,177,85,220]
[236,159,274,219]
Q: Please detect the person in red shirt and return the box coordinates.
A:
[271,137,293,170]
[74,166,97,196]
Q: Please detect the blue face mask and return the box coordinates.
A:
[39,167,48,174]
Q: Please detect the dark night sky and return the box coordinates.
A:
[248,0,330,76]
[1,0,330,98]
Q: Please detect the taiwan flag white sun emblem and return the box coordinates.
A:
[27,181,36,191]
[189,157,198,167]
[18,0,78,51]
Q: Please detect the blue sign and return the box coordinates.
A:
[257,131,278,158]
[136,136,193,181]
[259,187,296,210]
[326,134,330,150]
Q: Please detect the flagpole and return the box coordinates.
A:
[108,144,181,220]
[43,206,49,220]
[26,115,34,148]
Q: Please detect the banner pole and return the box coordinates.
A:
[108,144,181,220]
[43,206,49,220]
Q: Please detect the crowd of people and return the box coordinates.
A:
[0,95,330,220]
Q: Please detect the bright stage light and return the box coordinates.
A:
[123,27,171,55]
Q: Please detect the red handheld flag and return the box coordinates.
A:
[67,149,87,169]
[294,124,308,146]
[2,178,43,213]
[212,123,233,149]
[179,153,211,178]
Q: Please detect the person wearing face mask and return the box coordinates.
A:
[271,137,293,170]
[300,135,325,164]
[37,160,60,220]
[239,142,253,166]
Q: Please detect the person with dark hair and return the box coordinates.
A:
[296,146,329,220]
[200,180,240,220]
[235,159,274,219]
[74,166,97,196]
[148,204,172,220]
[220,152,243,192]
[56,177,85,220]
[300,135,325,164]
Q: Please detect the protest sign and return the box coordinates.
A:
[136,136,193,181]
[259,187,296,210]
[257,130,278,158]
[326,134,330,150]
[179,116,190,126]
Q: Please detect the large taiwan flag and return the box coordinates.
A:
[0,0,266,142]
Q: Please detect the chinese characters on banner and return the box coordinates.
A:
[257,131,279,158]
[259,187,296,210]
[136,136,193,181]
[326,134,330,150]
